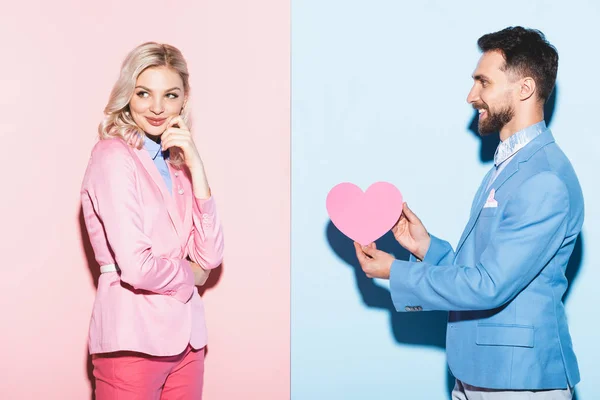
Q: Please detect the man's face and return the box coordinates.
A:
[467,51,518,136]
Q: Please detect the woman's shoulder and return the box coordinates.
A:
[91,136,131,156]
[83,138,139,191]
[90,137,137,163]
[87,137,138,174]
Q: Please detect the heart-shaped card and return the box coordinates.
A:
[326,181,403,246]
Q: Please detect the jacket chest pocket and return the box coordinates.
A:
[475,206,498,234]
[474,207,499,252]
[479,207,498,218]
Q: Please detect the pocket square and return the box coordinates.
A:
[484,188,498,208]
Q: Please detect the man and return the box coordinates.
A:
[355,26,583,399]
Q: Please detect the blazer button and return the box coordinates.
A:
[174,172,179,177]
[405,306,412,311]
[178,188,184,195]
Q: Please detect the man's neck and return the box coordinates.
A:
[499,110,544,142]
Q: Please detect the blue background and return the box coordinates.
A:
[291,1,599,398]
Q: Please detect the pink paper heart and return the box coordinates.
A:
[326,182,403,246]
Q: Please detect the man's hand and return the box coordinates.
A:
[392,203,431,260]
[354,242,395,279]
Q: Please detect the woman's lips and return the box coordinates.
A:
[146,117,166,126]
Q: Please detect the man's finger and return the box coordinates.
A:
[361,244,378,257]
[392,213,406,232]
[403,202,420,223]
[354,242,368,263]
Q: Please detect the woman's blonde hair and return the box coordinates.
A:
[99,42,191,167]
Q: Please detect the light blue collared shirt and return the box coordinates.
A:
[487,120,547,189]
[143,136,173,195]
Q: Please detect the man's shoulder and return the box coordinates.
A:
[515,142,584,216]
[520,140,578,184]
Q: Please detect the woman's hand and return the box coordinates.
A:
[161,116,203,171]
[161,116,211,199]
[190,261,211,286]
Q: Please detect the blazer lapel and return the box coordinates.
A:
[455,168,497,253]
[132,147,183,236]
[469,168,494,216]
[455,129,556,254]
[168,164,192,239]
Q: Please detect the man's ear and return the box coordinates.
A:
[519,77,536,101]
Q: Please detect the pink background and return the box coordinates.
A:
[0,1,289,399]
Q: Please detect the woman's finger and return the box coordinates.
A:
[162,134,193,150]
[162,138,191,152]
[167,115,190,132]
[162,127,190,138]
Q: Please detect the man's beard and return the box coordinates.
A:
[478,104,514,136]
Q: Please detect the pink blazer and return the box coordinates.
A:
[81,137,224,356]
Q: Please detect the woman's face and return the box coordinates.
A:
[129,66,186,138]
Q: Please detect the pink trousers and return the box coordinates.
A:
[92,345,205,400]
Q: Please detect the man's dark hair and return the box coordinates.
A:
[478,26,558,103]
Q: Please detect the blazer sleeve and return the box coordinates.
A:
[411,234,456,265]
[84,143,195,303]
[186,196,224,270]
[390,171,570,312]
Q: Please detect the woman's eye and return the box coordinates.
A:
[136,91,149,98]
[166,93,179,99]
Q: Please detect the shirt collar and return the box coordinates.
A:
[494,120,547,167]
[143,135,168,160]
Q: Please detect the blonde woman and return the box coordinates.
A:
[81,42,224,399]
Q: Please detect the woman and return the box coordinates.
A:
[81,42,224,399]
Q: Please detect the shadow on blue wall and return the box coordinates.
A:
[326,224,456,395]
[325,84,585,399]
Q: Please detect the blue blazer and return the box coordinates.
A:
[390,129,583,390]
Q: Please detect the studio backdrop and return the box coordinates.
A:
[291,1,599,399]
[0,1,289,399]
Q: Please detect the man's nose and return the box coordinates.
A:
[466,85,478,104]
